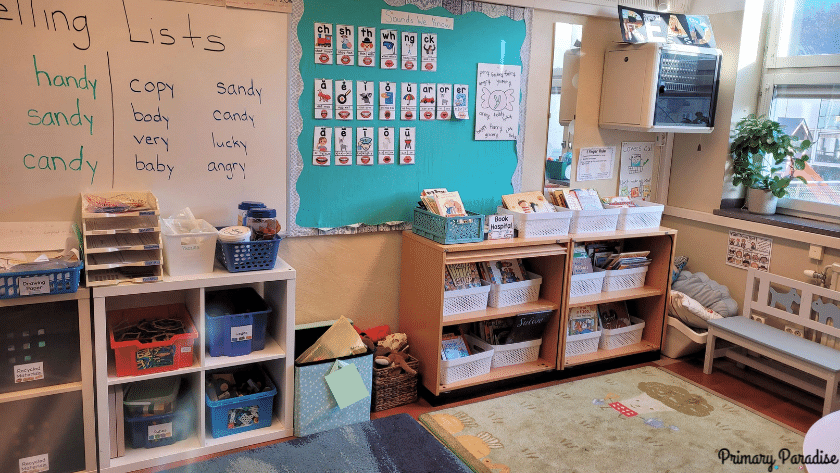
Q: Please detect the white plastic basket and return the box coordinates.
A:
[565,330,601,357]
[569,271,606,298]
[489,338,542,368]
[497,206,572,238]
[599,266,649,292]
[599,316,645,350]
[443,283,491,317]
[609,199,664,231]
[161,219,218,276]
[440,335,494,385]
[568,208,620,234]
[488,272,542,308]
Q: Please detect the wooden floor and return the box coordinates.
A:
[133,353,824,473]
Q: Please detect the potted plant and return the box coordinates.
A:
[730,115,810,215]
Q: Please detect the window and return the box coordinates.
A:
[759,0,840,219]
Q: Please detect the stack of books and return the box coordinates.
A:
[440,333,472,360]
[549,188,604,210]
[501,191,556,214]
[598,251,651,270]
[472,310,551,345]
[477,259,529,284]
[444,263,482,291]
[601,196,637,208]
[419,188,467,217]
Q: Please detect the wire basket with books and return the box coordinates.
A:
[496,191,572,237]
[597,302,645,350]
[477,259,542,308]
[443,262,491,316]
[413,188,483,244]
[469,310,551,368]
[439,334,494,385]
[547,188,620,234]
[596,250,651,292]
[566,305,602,357]
[603,197,664,231]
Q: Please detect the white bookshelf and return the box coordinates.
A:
[92,259,296,473]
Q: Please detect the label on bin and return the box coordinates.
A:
[231,325,253,342]
[14,362,44,384]
[148,422,173,441]
[18,276,50,296]
[19,454,49,473]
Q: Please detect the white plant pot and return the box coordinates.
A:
[747,188,778,215]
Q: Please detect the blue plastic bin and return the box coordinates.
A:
[205,287,270,357]
[125,401,193,449]
[206,368,276,438]
[0,265,81,299]
[216,234,281,272]
[412,208,484,244]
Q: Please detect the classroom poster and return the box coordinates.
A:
[436,83,452,120]
[401,32,418,70]
[619,141,654,200]
[358,26,376,66]
[335,127,353,165]
[356,127,374,165]
[314,23,334,64]
[421,33,438,71]
[336,24,355,65]
[335,80,353,120]
[419,83,436,120]
[576,147,615,181]
[475,63,520,140]
[727,231,772,272]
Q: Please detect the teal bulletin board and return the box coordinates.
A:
[291,0,527,230]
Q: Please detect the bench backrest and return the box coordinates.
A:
[744,268,840,348]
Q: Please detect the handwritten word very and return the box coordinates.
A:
[127,13,225,52]
[211,132,247,155]
[213,109,255,127]
[132,104,170,130]
[217,80,262,104]
[33,56,97,99]
[208,161,245,180]
[23,145,98,184]
[130,80,174,101]
[136,154,174,180]
[133,135,169,152]
[29,98,94,135]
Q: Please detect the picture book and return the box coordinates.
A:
[493,259,527,284]
[446,263,481,289]
[568,305,599,335]
[602,195,636,208]
[421,188,447,213]
[598,301,632,330]
[572,189,604,210]
[506,310,552,343]
[479,261,502,284]
[444,269,457,291]
[441,334,471,360]
[561,189,583,210]
[434,191,467,217]
[502,191,555,214]
[571,244,593,275]
[480,317,516,345]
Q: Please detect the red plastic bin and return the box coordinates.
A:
[109,304,198,377]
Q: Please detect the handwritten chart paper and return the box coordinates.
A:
[475,64,521,141]
[577,147,615,181]
[619,141,654,200]
[0,222,77,252]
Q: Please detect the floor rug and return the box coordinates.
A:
[161,413,473,473]
[420,367,806,473]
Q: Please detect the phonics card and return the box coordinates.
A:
[335,80,353,121]
[356,80,374,120]
[358,26,376,67]
[436,83,452,120]
[313,127,332,166]
[314,23,334,64]
[401,32,418,70]
[399,127,416,165]
[335,127,353,166]
[336,24,355,66]
[419,83,436,121]
[401,82,417,120]
[421,33,437,71]
[454,84,469,120]
[378,127,395,164]
[379,81,396,120]
[380,29,398,69]
[315,79,333,120]
[356,127,375,165]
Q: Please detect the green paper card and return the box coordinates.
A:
[324,363,369,409]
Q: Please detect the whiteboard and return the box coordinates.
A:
[0,0,287,228]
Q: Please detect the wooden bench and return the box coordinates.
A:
[703,268,840,415]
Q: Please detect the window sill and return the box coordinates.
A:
[712,208,840,239]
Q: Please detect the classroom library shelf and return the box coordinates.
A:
[93,258,296,473]
[399,227,676,397]
[0,289,97,473]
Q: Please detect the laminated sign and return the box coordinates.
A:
[401,31,418,70]
[454,84,469,120]
[313,127,332,166]
[314,79,333,120]
[436,83,452,120]
[399,127,416,165]
[335,80,353,121]
[335,127,353,166]
[356,80,374,120]
[336,24,355,66]
[380,29,397,69]
[379,81,396,120]
[378,127,395,164]
[419,83,436,121]
[401,82,417,120]
[314,23,334,64]
[421,33,437,71]
[356,127,375,165]
[357,26,376,67]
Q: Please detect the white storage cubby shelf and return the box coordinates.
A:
[93,259,296,473]
[0,289,97,473]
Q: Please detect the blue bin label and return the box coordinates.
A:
[148,422,173,441]
[228,405,259,429]
[231,325,253,343]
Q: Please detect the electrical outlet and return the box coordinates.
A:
[656,133,667,146]
[751,315,766,324]
[809,245,823,260]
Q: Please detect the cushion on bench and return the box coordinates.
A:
[708,316,840,372]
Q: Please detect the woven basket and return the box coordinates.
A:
[600,267,648,292]
[371,355,421,412]
[565,330,601,357]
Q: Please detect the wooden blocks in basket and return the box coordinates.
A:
[371,355,420,412]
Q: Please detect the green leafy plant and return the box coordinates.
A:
[730,114,811,198]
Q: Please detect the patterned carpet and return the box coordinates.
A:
[421,367,805,473]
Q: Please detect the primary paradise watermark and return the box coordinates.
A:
[718,448,838,472]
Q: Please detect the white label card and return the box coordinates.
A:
[335,127,353,166]
[18,275,50,296]
[454,84,469,120]
[356,127,375,165]
[335,80,353,121]
[336,24,355,65]
[314,22,334,64]
[148,422,173,441]
[231,324,253,342]
[378,127,395,164]
[358,26,377,67]
[399,127,416,165]
[419,83,436,121]
[401,82,417,120]
[379,81,396,120]
[14,362,44,384]
[315,79,333,120]
[380,29,398,69]
[487,215,514,240]
[436,83,452,120]
[313,127,332,166]
[19,454,49,473]
[356,81,375,120]
[401,32,418,70]
[421,33,437,71]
